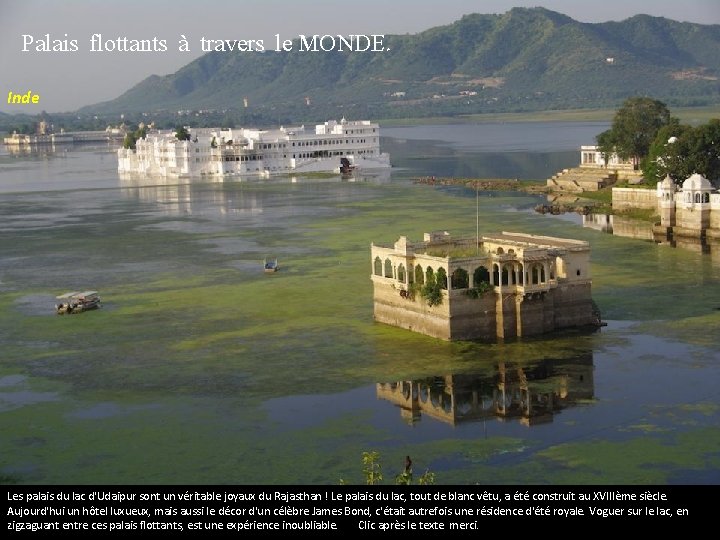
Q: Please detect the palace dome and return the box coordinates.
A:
[682,173,713,192]
[660,175,675,189]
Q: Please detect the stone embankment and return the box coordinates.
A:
[413,176,548,193]
[413,176,598,215]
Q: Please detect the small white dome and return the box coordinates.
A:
[667,136,678,144]
[660,175,675,188]
[682,173,713,191]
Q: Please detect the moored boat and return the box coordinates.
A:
[55,291,101,314]
[263,259,279,273]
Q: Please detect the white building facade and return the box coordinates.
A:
[117,119,390,178]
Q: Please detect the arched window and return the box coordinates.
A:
[501,266,509,286]
[686,192,692,203]
[374,256,382,276]
[703,193,710,203]
[384,258,393,278]
[518,263,524,284]
[415,264,424,285]
[397,264,406,283]
[695,193,701,203]
[474,266,490,285]
[532,266,539,285]
[425,267,434,284]
[508,249,515,255]
[540,266,546,283]
[436,268,448,289]
[496,247,504,254]
[493,264,500,286]
[451,268,469,289]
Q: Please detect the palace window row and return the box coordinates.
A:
[373,258,552,289]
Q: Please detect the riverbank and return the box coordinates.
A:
[414,176,664,224]
[413,176,549,193]
[379,105,720,127]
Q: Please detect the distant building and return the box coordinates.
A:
[547,145,642,192]
[371,231,600,341]
[118,119,390,177]
[579,145,634,170]
[611,172,720,245]
[3,129,122,146]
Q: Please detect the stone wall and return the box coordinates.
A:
[446,291,497,341]
[550,282,595,329]
[517,294,556,337]
[676,208,710,231]
[372,282,452,340]
[372,279,597,342]
[611,216,655,241]
[612,188,657,210]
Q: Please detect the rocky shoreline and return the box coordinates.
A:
[413,176,603,215]
[413,176,548,193]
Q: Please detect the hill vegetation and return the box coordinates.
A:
[76,7,720,125]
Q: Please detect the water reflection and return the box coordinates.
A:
[3,141,119,158]
[118,169,390,216]
[119,174,242,216]
[377,354,593,427]
[583,214,720,258]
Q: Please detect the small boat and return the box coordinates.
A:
[263,258,279,273]
[55,291,101,314]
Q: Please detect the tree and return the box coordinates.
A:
[643,119,720,185]
[175,125,191,141]
[642,121,691,183]
[122,125,148,150]
[596,97,672,169]
[687,119,720,184]
[122,132,137,150]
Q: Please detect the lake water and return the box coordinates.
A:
[1,122,718,485]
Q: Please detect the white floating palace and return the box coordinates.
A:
[117,119,390,178]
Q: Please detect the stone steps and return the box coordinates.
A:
[546,167,618,192]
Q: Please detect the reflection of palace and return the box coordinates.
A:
[377,354,594,427]
[119,174,253,216]
[119,170,390,216]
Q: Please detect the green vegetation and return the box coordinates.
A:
[596,97,672,169]
[467,281,493,298]
[643,118,720,184]
[342,451,435,486]
[420,274,443,307]
[614,207,660,222]
[72,8,720,120]
[174,125,191,141]
[592,97,719,186]
[425,247,480,258]
[578,189,613,204]
[122,125,148,150]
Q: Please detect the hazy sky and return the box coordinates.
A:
[2,0,719,113]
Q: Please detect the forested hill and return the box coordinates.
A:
[82,7,720,121]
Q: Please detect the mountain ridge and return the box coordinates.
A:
[81,7,720,120]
